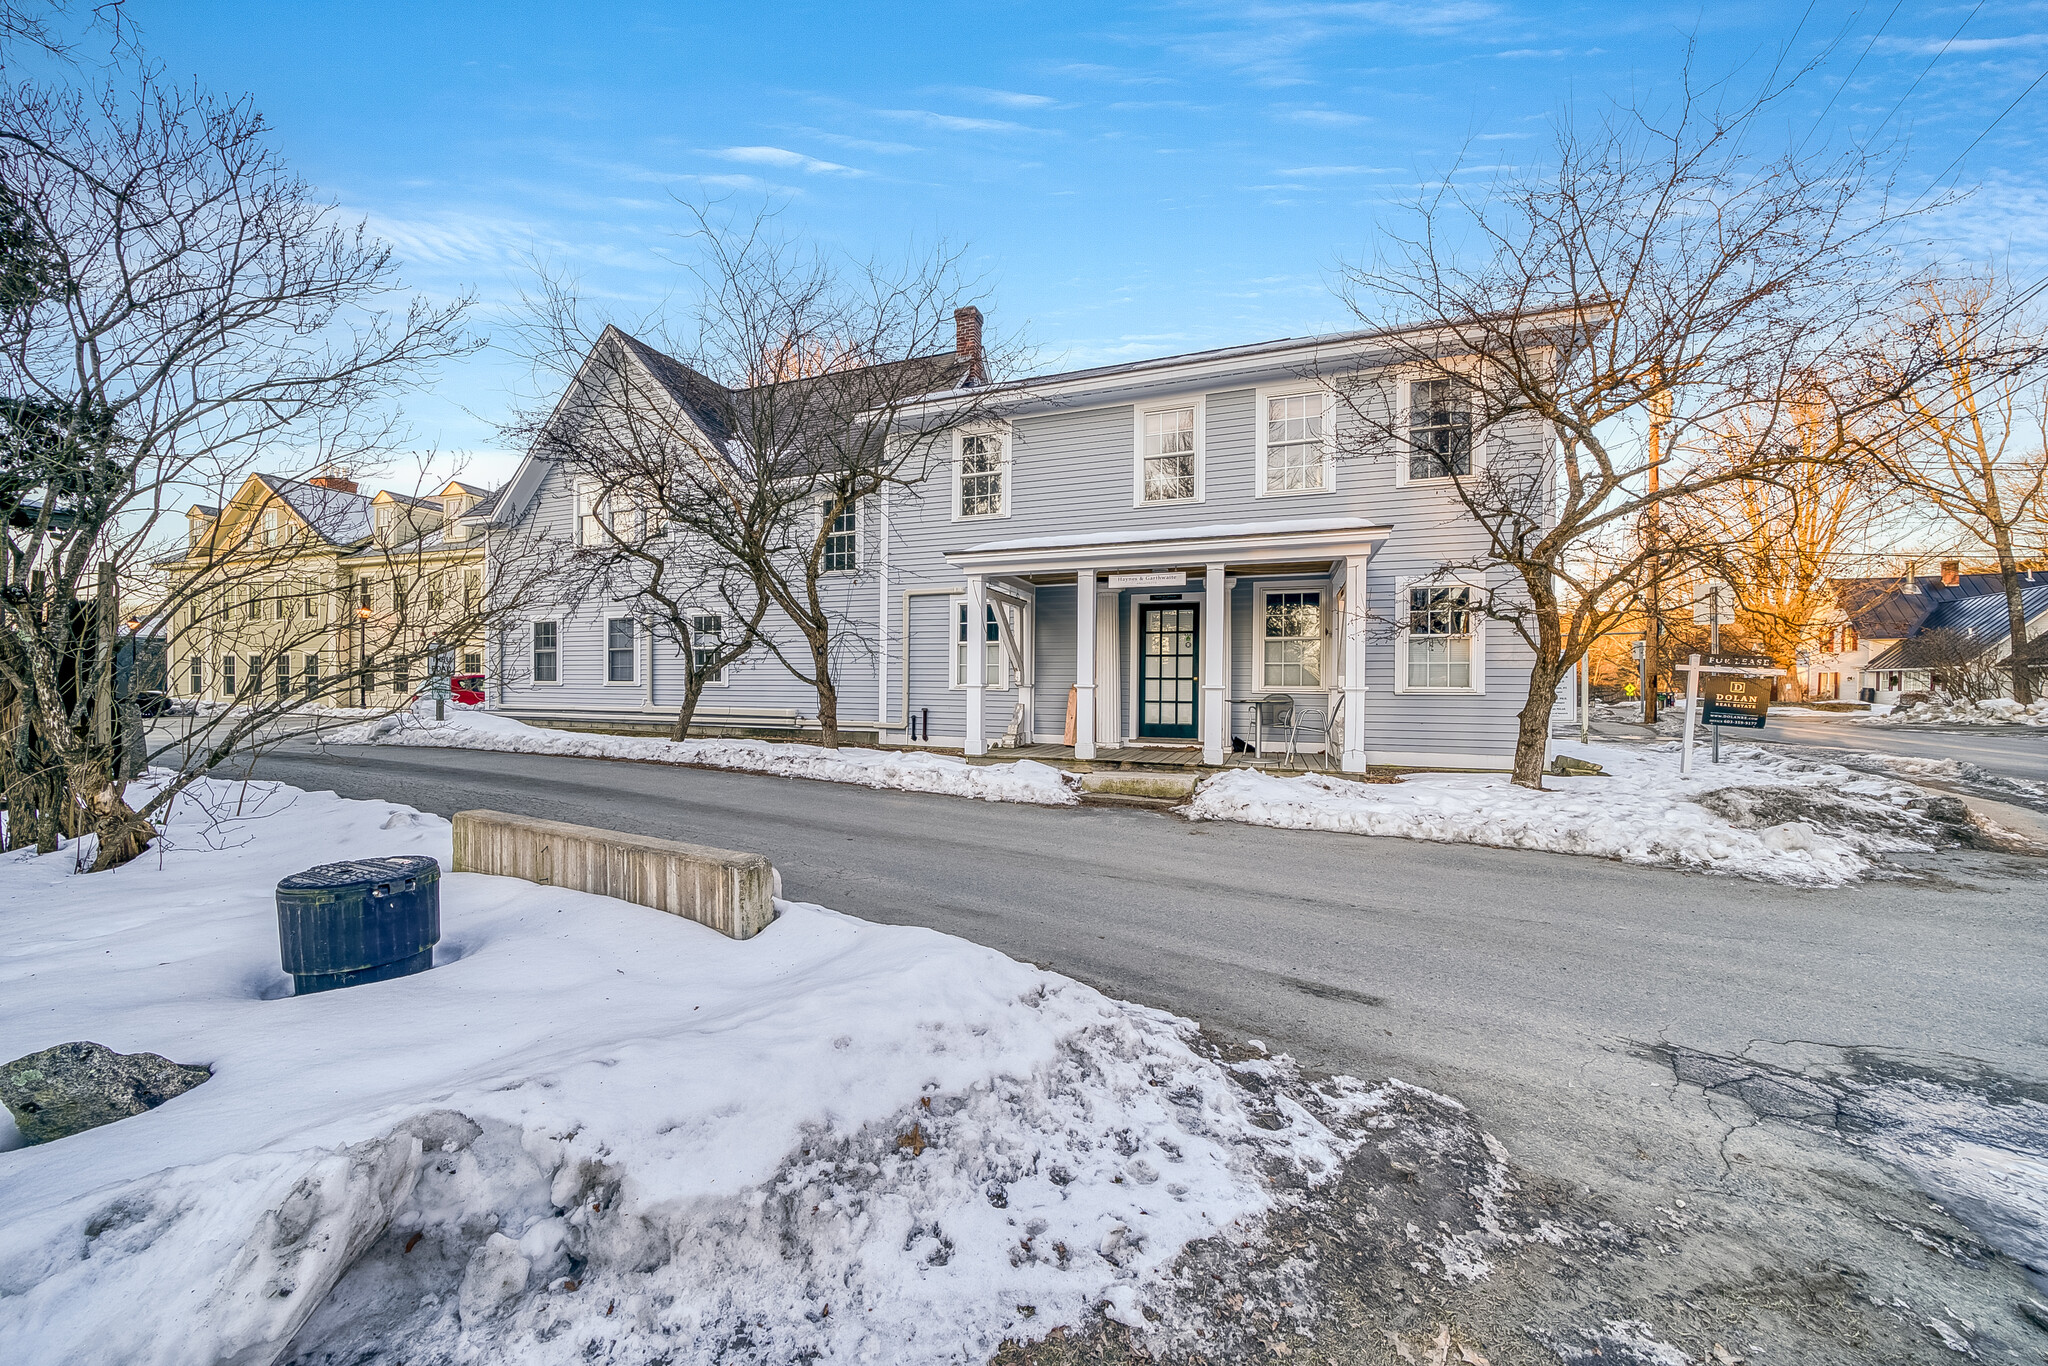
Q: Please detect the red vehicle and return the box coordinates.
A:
[451,673,485,705]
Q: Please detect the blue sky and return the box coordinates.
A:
[124,2,2048,485]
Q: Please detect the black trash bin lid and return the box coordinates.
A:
[277,855,442,893]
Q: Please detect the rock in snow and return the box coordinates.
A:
[0,1041,211,1144]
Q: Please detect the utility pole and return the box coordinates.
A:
[1640,385,1672,726]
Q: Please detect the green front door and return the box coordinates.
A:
[1138,603,1199,740]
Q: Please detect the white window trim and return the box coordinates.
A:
[819,496,861,575]
[1393,372,1486,489]
[946,594,1014,691]
[688,608,732,687]
[1393,573,1487,695]
[950,426,1013,522]
[1131,395,1207,507]
[1252,582,1331,694]
[1252,383,1337,499]
[529,617,562,687]
[602,609,640,686]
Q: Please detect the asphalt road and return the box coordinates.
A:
[244,742,2048,1194]
[1760,712,2048,782]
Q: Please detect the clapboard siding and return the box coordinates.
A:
[494,348,1549,764]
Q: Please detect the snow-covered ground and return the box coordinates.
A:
[1858,697,2048,728]
[1186,740,1970,886]
[323,710,1079,806]
[0,775,1382,1366]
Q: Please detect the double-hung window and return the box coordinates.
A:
[1139,405,1198,503]
[1400,582,1481,691]
[531,621,559,683]
[957,432,1006,518]
[1408,378,1473,481]
[245,655,263,700]
[220,655,237,696]
[1259,390,1331,494]
[1261,591,1323,688]
[823,501,858,572]
[689,613,726,682]
[274,655,290,697]
[302,653,320,698]
[950,600,1004,688]
[187,656,204,694]
[605,617,637,684]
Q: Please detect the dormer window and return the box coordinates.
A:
[374,505,397,541]
[261,508,280,547]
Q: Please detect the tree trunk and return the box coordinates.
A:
[671,677,705,742]
[1511,654,1566,789]
[1992,533,2035,706]
[804,624,840,749]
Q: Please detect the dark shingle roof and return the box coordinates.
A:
[259,474,373,545]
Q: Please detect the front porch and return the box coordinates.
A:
[944,517,1391,772]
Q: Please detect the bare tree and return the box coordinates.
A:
[1327,68,1909,787]
[506,212,1010,747]
[1673,379,1895,698]
[0,72,475,867]
[1864,272,2048,704]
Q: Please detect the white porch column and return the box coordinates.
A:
[1342,555,1369,772]
[964,573,987,756]
[1074,569,1098,759]
[1203,562,1227,766]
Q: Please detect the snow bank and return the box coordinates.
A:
[1858,697,2048,728]
[1185,741,1959,886]
[0,776,1364,1365]
[321,710,1079,806]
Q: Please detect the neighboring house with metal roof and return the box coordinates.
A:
[475,307,1551,772]
[1808,564,2048,702]
[161,473,494,708]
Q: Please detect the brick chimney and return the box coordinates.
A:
[1940,559,1960,587]
[954,305,985,381]
[307,473,359,494]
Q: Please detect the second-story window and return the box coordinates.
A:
[1408,378,1473,481]
[1265,393,1327,492]
[1142,408,1196,502]
[261,508,279,546]
[958,433,1005,518]
[823,502,857,571]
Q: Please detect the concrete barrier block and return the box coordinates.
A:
[451,810,777,940]
[1080,770,1199,800]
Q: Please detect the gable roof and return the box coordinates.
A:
[1864,583,2048,668]
[1830,572,2046,639]
[254,474,373,545]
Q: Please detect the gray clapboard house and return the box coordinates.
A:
[476,310,1545,771]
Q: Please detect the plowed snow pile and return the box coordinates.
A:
[321,710,1079,805]
[1187,740,1970,885]
[1859,697,2048,728]
[0,776,1365,1365]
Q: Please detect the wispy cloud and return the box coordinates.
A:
[1475,131,1533,140]
[927,85,1058,108]
[1272,164,1398,176]
[1873,33,2048,56]
[1495,48,1568,58]
[799,130,923,156]
[708,146,863,176]
[876,108,1049,134]
[1281,107,1372,126]
[1042,61,1173,86]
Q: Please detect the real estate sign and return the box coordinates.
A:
[1701,673,1770,728]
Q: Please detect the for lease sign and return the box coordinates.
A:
[1702,674,1769,728]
